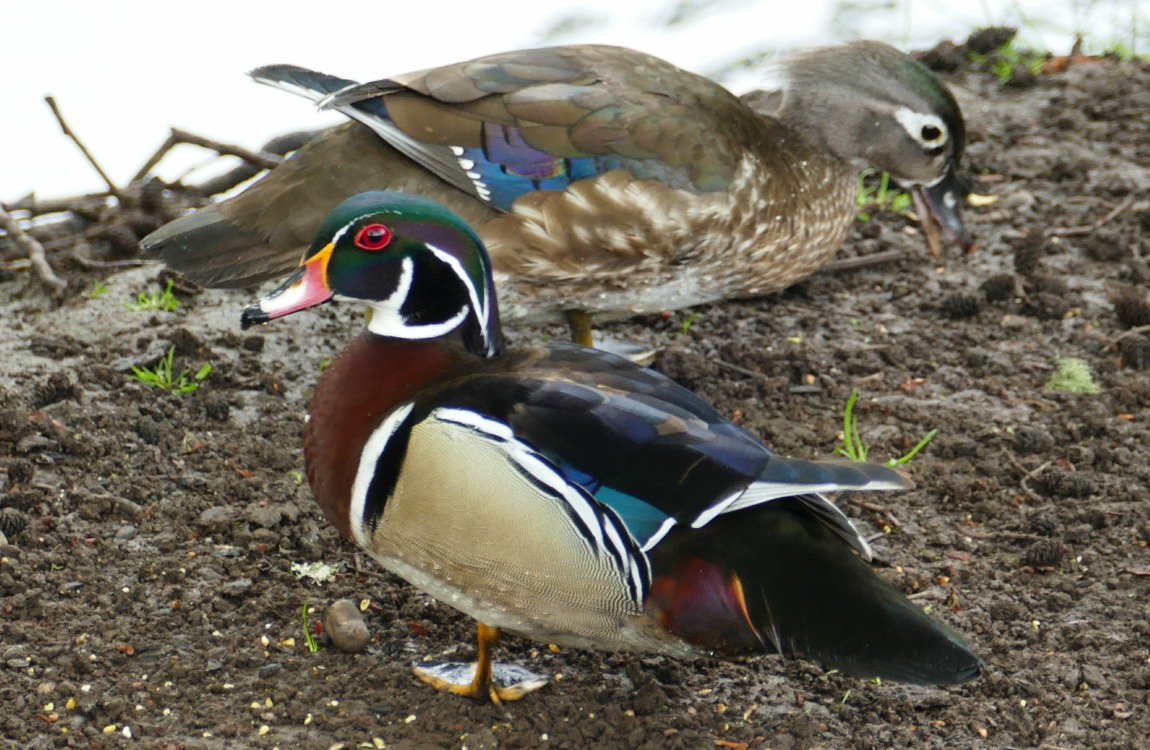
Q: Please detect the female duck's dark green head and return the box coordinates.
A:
[241,191,501,356]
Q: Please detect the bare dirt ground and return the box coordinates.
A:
[1,34,1149,749]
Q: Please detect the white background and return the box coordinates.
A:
[3,0,1146,199]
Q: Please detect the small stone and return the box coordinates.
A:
[324,599,371,653]
[1079,664,1108,690]
[258,663,283,679]
[197,506,234,530]
[16,435,57,455]
[220,578,253,598]
[1001,190,1036,211]
[247,505,285,529]
[114,525,138,541]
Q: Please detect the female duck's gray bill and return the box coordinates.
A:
[915,160,971,249]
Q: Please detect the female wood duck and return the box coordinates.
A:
[241,191,981,701]
[151,41,969,346]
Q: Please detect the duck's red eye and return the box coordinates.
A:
[354,223,392,251]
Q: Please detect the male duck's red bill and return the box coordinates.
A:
[240,190,982,702]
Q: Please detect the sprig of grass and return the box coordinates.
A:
[969,41,1046,84]
[836,389,870,462]
[835,389,938,467]
[125,279,180,312]
[302,601,320,653]
[669,311,704,338]
[88,279,109,299]
[129,346,212,394]
[856,169,912,222]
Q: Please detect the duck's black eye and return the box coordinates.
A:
[355,223,392,251]
[921,124,943,142]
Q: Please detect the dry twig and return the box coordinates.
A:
[823,248,909,273]
[0,206,68,295]
[1106,324,1150,350]
[1044,195,1137,238]
[133,128,284,184]
[846,496,901,528]
[44,95,127,204]
[1006,455,1054,503]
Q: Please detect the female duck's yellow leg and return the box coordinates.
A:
[412,622,548,702]
[566,310,595,348]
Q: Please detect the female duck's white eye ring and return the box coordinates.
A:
[894,106,948,148]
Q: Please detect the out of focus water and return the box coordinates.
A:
[2,0,1146,199]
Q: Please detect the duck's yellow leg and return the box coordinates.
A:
[566,310,595,348]
[412,622,548,702]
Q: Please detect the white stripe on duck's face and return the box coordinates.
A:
[359,249,485,346]
[893,106,949,152]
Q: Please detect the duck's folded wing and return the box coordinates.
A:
[256,46,750,211]
[430,348,909,556]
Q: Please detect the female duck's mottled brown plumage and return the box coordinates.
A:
[150,43,967,333]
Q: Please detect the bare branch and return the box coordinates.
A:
[131,132,181,185]
[4,191,111,218]
[189,130,320,197]
[44,95,128,204]
[0,205,68,296]
[824,248,909,273]
[170,128,283,171]
[1044,195,1137,238]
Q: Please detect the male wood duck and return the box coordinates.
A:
[150,41,969,346]
[241,191,981,701]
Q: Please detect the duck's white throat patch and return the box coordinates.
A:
[364,255,469,339]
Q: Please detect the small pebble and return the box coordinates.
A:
[324,598,371,653]
[258,663,283,679]
[114,525,138,542]
[220,578,253,598]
